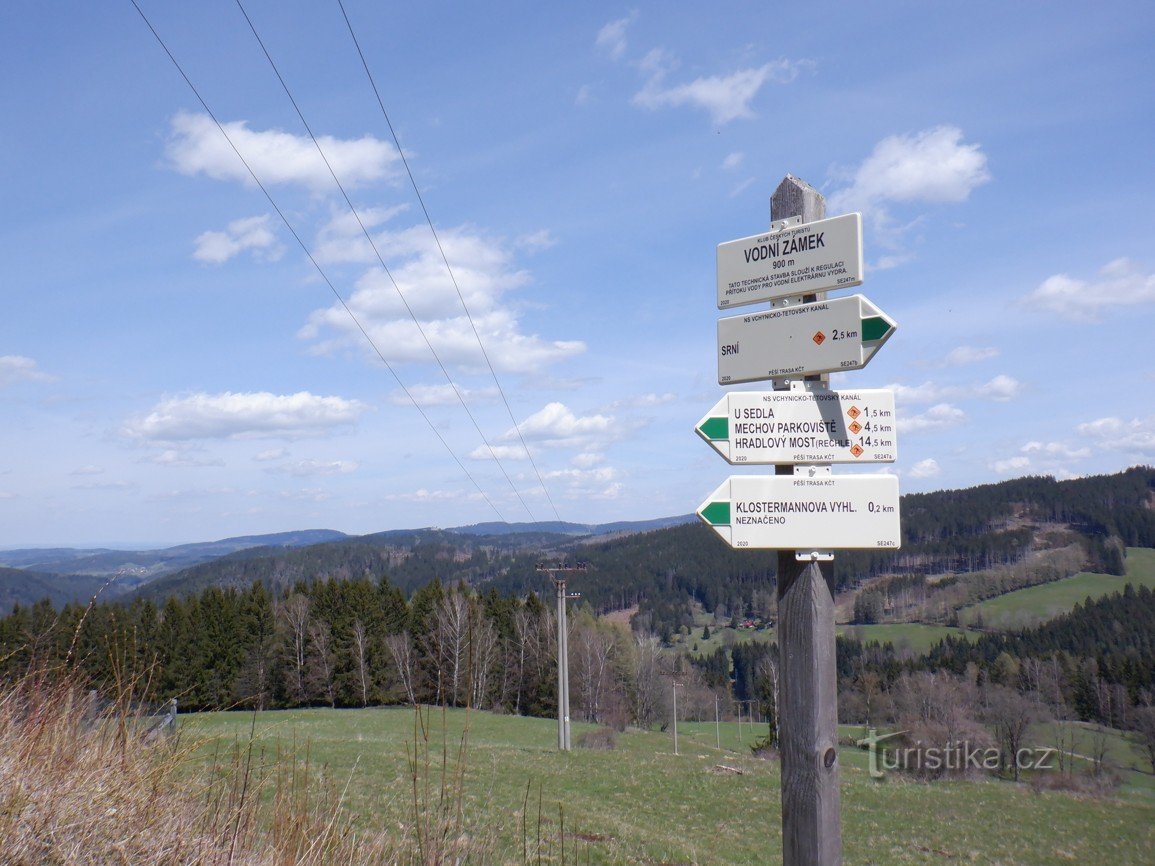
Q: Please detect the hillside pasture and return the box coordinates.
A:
[959,547,1155,629]
[183,706,1154,864]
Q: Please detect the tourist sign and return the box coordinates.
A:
[717,213,863,309]
[717,294,896,384]
[697,474,902,550]
[695,388,897,465]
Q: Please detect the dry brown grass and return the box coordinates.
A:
[0,669,407,864]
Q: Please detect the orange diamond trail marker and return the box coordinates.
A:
[850,444,864,458]
[849,421,862,434]
[847,406,861,419]
[812,330,826,346]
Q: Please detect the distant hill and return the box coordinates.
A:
[448,515,696,537]
[0,530,349,611]
[0,567,110,612]
[5,467,1153,621]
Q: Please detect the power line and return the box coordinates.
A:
[127,0,509,524]
[334,0,564,523]
[233,0,539,523]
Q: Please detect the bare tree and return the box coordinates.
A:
[278,593,311,704]
[1130,706,1155,773]
[632,634,666,729]
[571,618,617,724]
[350,619,370,707]
[984,685,1040,782]
[470,612,499,710]
[433,591,470,706]
[386,631,418,706]
[307,620,337,708]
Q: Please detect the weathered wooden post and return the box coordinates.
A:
[698,173,900,865]
[771,175,841,866]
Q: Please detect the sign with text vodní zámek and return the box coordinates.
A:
[697,474,902,550]
[696,388,897,465]
[716,212,863,309]
[717,294,896,384]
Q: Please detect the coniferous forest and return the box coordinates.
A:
[0,467,1153,748]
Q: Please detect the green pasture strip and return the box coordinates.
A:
[182,707,1154,865]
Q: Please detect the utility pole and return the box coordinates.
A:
[672,681,681,756]
[537,560,586,751]
[715,694,721,750]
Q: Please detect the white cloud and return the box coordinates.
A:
[389,383,498,408]
[571,452,605,469]
[69,465,104,476]
[722,152,744,171]
[604,392,677,412]
[942,346,999,367]
[633,59,805,124]
[596,13,637,60]
[70,480,137,491]
[829,126,990,215]
[385,487,479,503]
[468,443,530,461]
[253,448,289,462]
[1076,415,1155,457]
[193,214,283,264]
[575,84,593,106]
[888,375,1021,405]
[516,229,557,252]
[301,224,584,373]
[991,455,1031,474]
[269,458,359,477]
[900,403,965,432]
[513,402,615,447]
[126,391,366,441]
[312,205,408,265]
[1022,258,1155,321]
[908,458,941,479]
[145,449,226,468]
[0,355,54,386]
[1021,441,1091,459]
[975,375,1022,402]
[166,111,398,193]
[542,463,623,500]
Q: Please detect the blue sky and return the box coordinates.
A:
[2,1,1153,547]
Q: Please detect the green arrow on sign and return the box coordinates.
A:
[699,500,731,526]
[860,315,892,342]
[697,416,728,441]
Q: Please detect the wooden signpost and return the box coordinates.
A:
[697,175,903,866]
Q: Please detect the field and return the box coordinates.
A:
[183,707,1154,865]
[676,623,969,660]
[960,547,1155,629]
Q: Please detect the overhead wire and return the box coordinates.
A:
[334,0,564,523]
[232,0,540,523]
[127,0,510,523]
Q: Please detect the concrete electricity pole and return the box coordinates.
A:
[537,560,586,751]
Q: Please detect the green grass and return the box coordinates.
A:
[182,706,1154,864]
[837,623,971,655]
[960,547,1155,629]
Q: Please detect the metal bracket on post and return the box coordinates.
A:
[770,215,803,233]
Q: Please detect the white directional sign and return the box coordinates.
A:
[717,294,896,385]
[697,474,902,550]
[717,213,863,309]
[695,388,897,465]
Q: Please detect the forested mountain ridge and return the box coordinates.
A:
[125,467,1155,633]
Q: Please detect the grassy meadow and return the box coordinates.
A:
[183,706,1154,865]
[960,547,1155,628]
